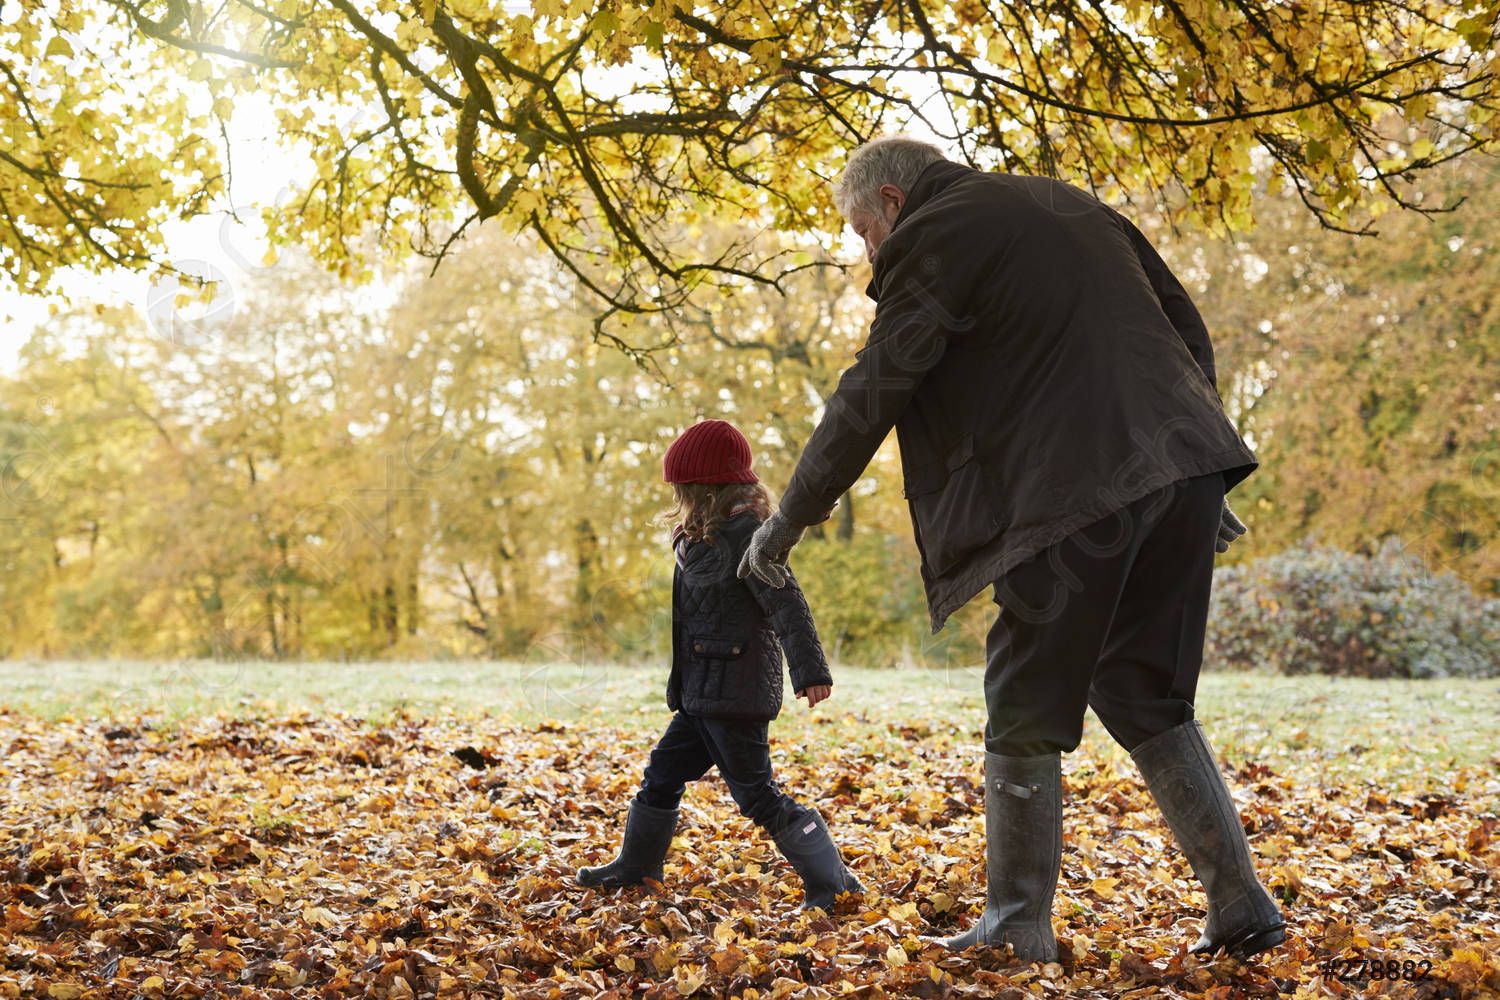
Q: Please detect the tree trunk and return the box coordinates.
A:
[265,589,282,658]
[836,490,854,541]
[383,579,399,647]
[458,560,492,640]
[290,589,302,656]
[406,575,419,636]
[573,517,602,633]
[277,535,293,655]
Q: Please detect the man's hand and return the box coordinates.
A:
[737,510,805,588]
[1216,499,1247,553]
[797,685,832,708]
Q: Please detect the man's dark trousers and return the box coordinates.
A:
[638,712,803,834]
[985,471,1225,756]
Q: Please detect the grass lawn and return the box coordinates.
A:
[1,659,1495,789]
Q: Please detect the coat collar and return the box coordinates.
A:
[864,159,977,302]
[894,159,975,227]
[672,503,759,560]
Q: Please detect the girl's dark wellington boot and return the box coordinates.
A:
[771,807,863,911]
[576,798,678,889]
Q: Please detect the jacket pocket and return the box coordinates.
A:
[689,633,748,703]
[902,432,1005,576]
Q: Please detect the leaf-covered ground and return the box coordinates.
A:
[1,669,1497,998]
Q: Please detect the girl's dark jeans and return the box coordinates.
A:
[638,711,803,834]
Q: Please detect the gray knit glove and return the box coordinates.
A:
[1216,499,1247,553]
[736,510,806,588]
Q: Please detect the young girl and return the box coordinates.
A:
[576,418,863,911]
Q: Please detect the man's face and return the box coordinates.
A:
[846,184,907,263]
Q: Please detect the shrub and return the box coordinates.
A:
[793,530,930,667]
[1206,539,1500,678]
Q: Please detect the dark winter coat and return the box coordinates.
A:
[778,160,1258,633]
[667,510,833,721]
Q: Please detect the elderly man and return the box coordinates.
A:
[739,137,1285,962]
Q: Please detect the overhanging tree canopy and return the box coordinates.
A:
[5,0,1499,327]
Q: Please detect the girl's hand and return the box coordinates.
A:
[798,685,832,708]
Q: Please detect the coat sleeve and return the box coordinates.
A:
[778,221,969,527]
[743,563,833,694]
[1109,207,1218,394]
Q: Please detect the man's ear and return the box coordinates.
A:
[878,183,906,218]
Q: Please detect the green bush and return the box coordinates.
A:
[792,530,931,667]
[1206,539,1500,678]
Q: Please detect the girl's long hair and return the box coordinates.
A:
[659,481,773,542]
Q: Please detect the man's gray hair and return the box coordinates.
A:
[833,135,948,219]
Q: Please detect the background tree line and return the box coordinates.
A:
[1,156,1495,665]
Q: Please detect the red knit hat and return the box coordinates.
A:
[663,419,759,484]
